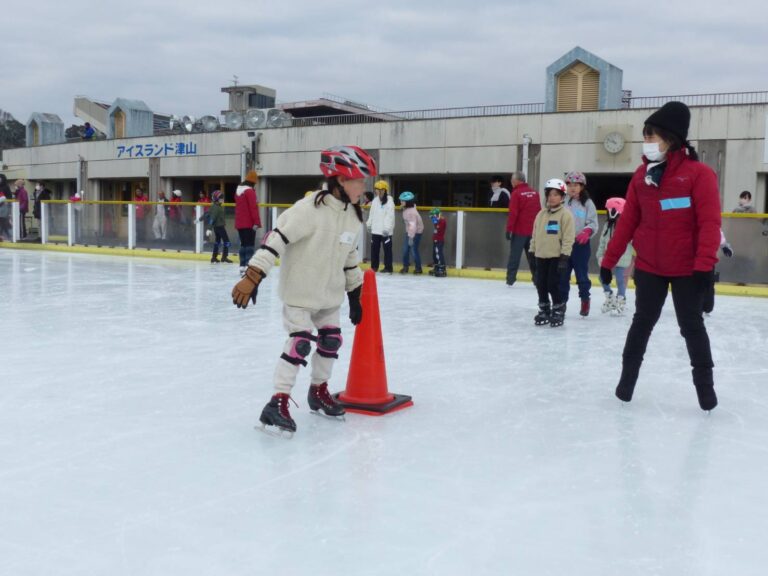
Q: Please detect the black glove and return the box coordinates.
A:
[600,266,613,286]
[722,243,733,258]
[231,266,265,309]
[347,285,363,325]
[557,254,569,271]
[505,231,512,241]
[693,269,715,294]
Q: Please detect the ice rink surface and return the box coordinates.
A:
[2,250,768,576]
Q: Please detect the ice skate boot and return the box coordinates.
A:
[399,266,409,274]
[693,367,718,412]
[413,267,423,275]
[612,295,626,316]
[601,292,615,314]
[307,382,346,420]
[258,393,297,438]
[534,302,551,326]
[550,303,566,327]
[579,298,590,317]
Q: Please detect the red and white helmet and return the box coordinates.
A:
[544,178,567,194]
[606,197,626,217]
[319,146,378,179]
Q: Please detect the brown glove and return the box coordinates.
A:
[232,266,265,309]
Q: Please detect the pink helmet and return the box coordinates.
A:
[564,171,587,185]
[319,146,378,179]
[606,197,626,217]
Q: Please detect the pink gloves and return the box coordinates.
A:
[575,229,592,245]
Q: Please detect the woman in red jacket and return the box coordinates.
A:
[600,101,721,411]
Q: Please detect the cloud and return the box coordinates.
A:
[2,0,767,125]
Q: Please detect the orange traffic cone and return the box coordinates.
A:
[333,269,413,416]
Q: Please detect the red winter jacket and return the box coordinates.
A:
[602,149,721,277]
[506,183,541,236]
[432,217,447,242]
[234,185,261,229]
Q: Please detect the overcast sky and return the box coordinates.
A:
[3,0,767,126]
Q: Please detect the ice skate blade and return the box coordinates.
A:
[256,423,294,439]
[310,409,346,422]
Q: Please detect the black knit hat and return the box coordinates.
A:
[645,101,690,142]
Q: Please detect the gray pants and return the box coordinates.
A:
[506,234,534,285]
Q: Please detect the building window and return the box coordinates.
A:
[556,62,599,112]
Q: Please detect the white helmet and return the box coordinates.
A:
[544,178,567,194]
[172,190,182,197]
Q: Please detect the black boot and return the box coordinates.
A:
[413,267,423,275]
[615,360,641,402]
[259,393,297,434]
[221,245,233,263]
[210,246,220,263]
[399,266,409,274]
[692,367,718,411]
[534,302,551,326]
[550,303,566,327]
[307,382,346,418]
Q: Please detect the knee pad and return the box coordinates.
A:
[316,326,342,359]
[280,331,316,367]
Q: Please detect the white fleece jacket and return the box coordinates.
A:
[366,195,395,235]
[249,191,364,309]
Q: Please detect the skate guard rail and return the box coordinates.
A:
[3,201,767,285]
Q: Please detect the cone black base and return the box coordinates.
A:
[332,392,413,416]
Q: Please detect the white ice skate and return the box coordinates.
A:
[601,292,616,314]
[612,295,626,316]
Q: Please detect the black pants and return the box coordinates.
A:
[622,269,714,381]
[21,211,27,238]
[238,228,256,267]
[535,257,564,305]
[370,234,393,272]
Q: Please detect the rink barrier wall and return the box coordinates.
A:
[2,201,767,297]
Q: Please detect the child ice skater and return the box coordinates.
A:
[428,207,447,277]
[231,145,376,437]
[529,179,575,327]
[200,190,232,263]
[597,197,633,315]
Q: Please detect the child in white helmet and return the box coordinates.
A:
[529,179,575,327]
[597,197,633,315]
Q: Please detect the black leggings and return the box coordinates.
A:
[622,269,714,372]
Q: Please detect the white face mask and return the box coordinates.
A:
[35,185,41,191]
[643,142,666,162]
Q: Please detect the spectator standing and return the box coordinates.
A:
[398,191,424,274]
[505,171,541,286]
[153,190,168,240]
[366,180,395,274]
[14,180,29,239]
[0,176,10,241]
[135,188,148,242]
[489,175,510,208]
[560,171,599,316]
[33,181,53,237]
[235,170,262,276]
[732,190,755,213]
[168,190,183,240]
[600,101,721,411]
[83,122,95,140]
